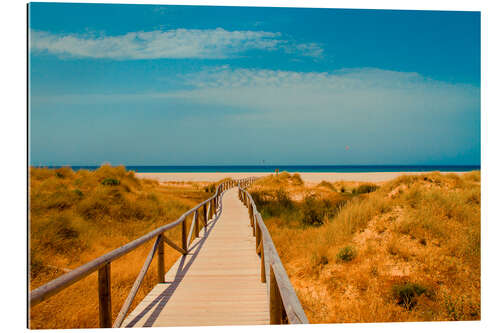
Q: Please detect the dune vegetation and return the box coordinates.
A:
[29,165,215,329]
[249,171,480,323]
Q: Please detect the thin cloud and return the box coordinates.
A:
[30,28,323,60]
[169,67,479,119]
[33,67,479,119]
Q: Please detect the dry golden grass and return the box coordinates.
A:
[29,165,213,329]
[250,171,480,323]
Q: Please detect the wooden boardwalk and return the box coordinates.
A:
[121,188,269,327]
[30,178,308,328]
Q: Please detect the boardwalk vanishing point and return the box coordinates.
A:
[29,178,308,328]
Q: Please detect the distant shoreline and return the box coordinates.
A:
[33,165,480,174]
[136,171,472,183]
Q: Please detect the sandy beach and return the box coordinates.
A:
[136,171,468,183]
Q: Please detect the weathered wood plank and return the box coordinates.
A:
[157,234,165,283]
[163,236,187,255]
[98,263,112,328]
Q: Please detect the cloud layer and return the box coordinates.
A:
[30,28,323,59]
[166,67,479,119]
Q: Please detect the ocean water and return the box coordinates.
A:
[43,165,480,173]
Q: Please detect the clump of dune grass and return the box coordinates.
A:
[352,183,379,194]
[291,173,304,186]
[29,165,215,329]
[318,180,336,191]
[336,246,356,262]
[249,171,480,323]
[254,171,304,187]
[392,282,428,309]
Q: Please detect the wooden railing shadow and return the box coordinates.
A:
[125,198,223,327]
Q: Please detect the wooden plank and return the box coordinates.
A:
[157,234,165,283]
[98,263,112,328]
[163,236,187,255]
[260,241,266,283]
[186,211,198,248]
[269,265,284,324]
[194,209,199,239]
[181,218,187,252]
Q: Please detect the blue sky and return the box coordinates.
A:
[29,3,480,166]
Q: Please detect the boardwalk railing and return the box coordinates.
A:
[29,178,243,328]
[238,183,309,325]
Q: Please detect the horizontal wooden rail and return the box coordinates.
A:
[239,182,309,325]
[29,178,248,327]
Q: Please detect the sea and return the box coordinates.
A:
[41,165,480,173]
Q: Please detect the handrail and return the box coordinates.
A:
[238,182,309,325]
[29,178,248,328]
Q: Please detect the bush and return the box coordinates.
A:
[55,167,74,179]
[353,183,379,194]
[318,181,335,191]
[291,173,304,186]
[302,194,325,226]
[101,178,120,186]
[336,246,356,262]
[275,188,293,209]
[311,252,329,267]
[391,282,427,309]
[73,189,83,198]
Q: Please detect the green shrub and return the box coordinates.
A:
[391,282,427,309]
[336,246,356,262]
[101,178,120,186]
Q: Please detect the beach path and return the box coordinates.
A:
[121,187,269,327]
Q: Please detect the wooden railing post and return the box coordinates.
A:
[181,218,187,252]
[260,241,266,283]
[157,234,165,283]
[252,215,256,237]
[194,210,199,239]
[269,265,284,324]
[203,203,208,232]
[98,263,112,328]
[256,223,261,253]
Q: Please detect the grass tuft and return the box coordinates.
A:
[336,246,356,262]
[392,282,427,309]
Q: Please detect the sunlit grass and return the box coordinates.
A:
[249,171,480,323]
